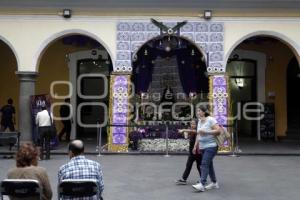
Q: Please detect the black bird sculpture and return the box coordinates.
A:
[151,18,187,35]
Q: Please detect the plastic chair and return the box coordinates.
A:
[0,179,41,200]
[58,179,101,199]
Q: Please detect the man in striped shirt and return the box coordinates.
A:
[58,140,104,199]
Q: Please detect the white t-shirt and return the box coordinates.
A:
[35,110,53,127]
[197,116,218,149]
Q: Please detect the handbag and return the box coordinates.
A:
[47,110,57,137]
[215,125,231,147]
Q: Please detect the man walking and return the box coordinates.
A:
[0,98,16,131]
[36,106,52,160]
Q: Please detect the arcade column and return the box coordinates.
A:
[108,73,131,152]
[16,71,38,142]
[209,74,231,152]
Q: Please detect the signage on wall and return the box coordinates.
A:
[260,103,275,140]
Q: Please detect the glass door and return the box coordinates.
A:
[227,59,257,138]
[76,59,110,141]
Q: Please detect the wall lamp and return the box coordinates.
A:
[203,10,212,20]
[62,9,72,18]
[235,78,244,89]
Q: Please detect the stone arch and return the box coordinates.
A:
[33,29,114,72]
[0,35,19,70]
[224,31,300,71]
[225,30,300,140]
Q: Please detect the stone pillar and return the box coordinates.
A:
[16,71,38,142]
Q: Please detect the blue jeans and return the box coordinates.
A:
[200,146,218,185]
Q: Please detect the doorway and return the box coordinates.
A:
[287,57,300,136]
[227,59,257,138]
[76,59,109,139]
[68,49,112,144]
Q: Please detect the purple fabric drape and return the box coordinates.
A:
[132,47,157,93]
[176,49,196,94]
[132,41,208,95]
[176,49,208,94]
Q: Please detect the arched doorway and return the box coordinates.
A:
[226,35,298,142]
[36,34,112,147]
[287,57,300,139]
[0,39,19,131]
[131,35,208,122]
[68,48,112,144]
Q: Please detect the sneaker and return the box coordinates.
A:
[176,179,187,185]
[205,182,219,190]
[192,183,205,192]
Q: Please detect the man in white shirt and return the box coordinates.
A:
[36,106,53,160]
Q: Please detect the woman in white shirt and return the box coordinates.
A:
[192,105,221,192]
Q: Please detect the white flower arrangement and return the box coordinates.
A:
[138,139,189,152]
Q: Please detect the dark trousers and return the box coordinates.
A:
[1,120,15,131]
[58,120,71,141]
[39,126,51,160]
[182,154,202,180]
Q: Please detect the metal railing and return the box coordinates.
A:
[95,121,239,156]
[223,121,241,157]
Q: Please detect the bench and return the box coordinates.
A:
[0,131,20,151]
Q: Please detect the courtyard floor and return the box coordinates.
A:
[1,154,300,200]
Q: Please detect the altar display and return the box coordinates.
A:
[108,20,232,153]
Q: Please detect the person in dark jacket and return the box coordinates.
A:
[0,98,16,131]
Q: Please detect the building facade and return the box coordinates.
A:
[1,0,300,152]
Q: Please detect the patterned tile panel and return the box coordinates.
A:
[113,21,227,153]
[116,21,224,73]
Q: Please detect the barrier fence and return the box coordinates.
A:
[96,121,238,155]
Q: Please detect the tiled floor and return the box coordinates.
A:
[1,155,300,200]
